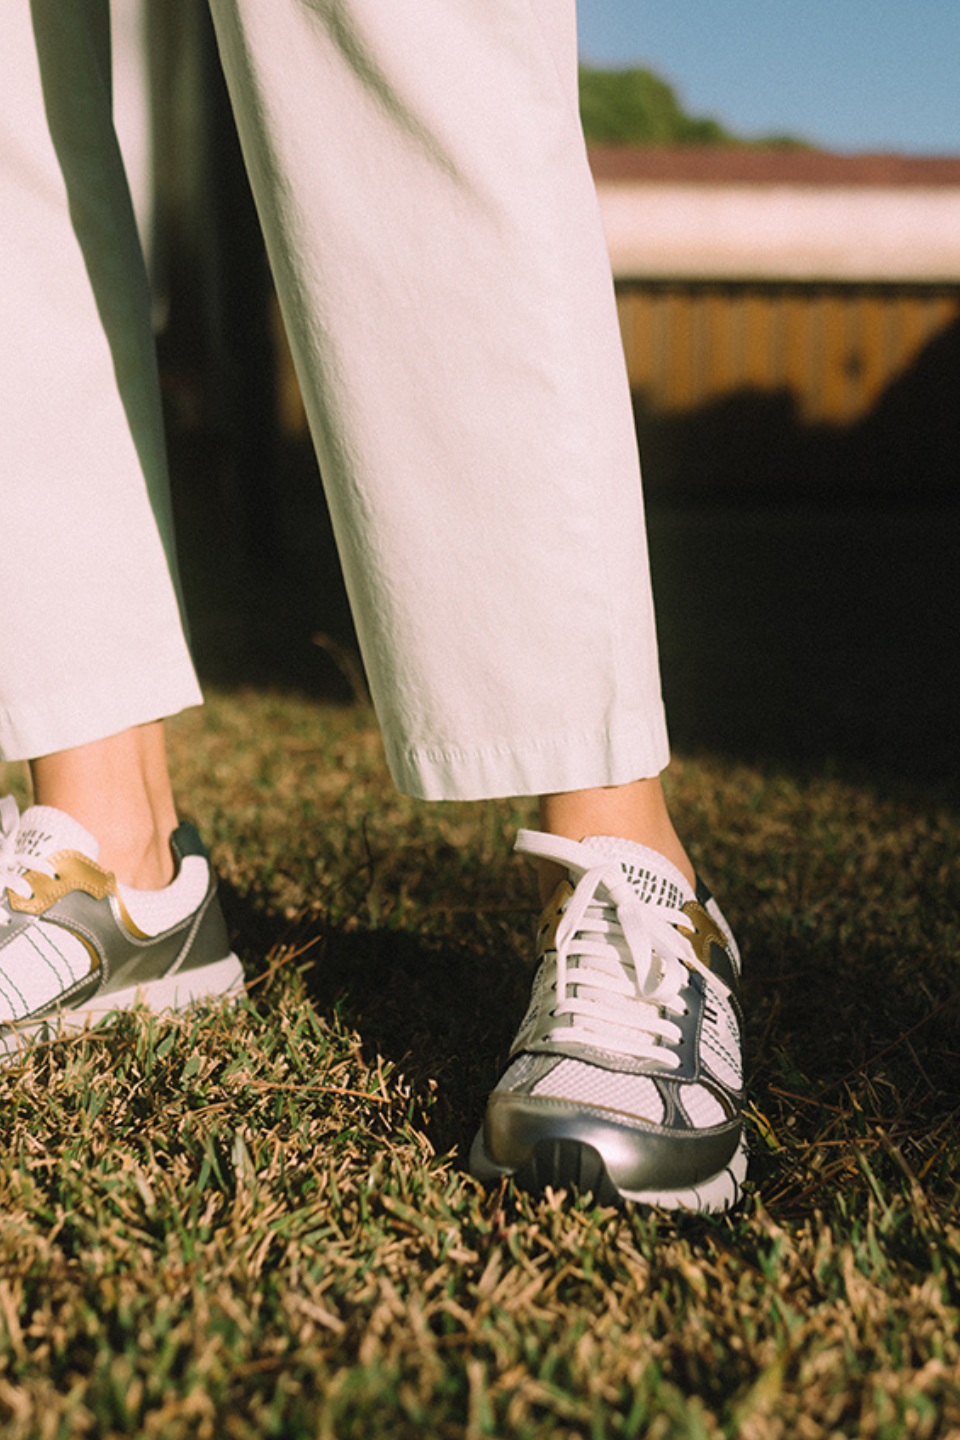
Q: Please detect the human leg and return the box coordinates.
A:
[207,0,743,1207]
[0,2,240,1048]
[0,0,201,770]
[539,779,696,898]
[30,724,178,889]
[0,0,196,847]
[209,0,670,800]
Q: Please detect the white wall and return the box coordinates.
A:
[596,181,960,283]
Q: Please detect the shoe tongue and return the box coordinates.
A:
[581,835,693,908]
[14,806,100,866]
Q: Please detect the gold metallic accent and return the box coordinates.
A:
[699,1079,737,1119]
[8,849,151,940]
[72,932,102,975]
[6,849,155,963]
[113,895,150,940]
[536,879,574,958]
[676,900,730,970]
[8,850,116,916]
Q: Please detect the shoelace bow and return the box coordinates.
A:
[0,797,49,921]
[517,830,713,1069]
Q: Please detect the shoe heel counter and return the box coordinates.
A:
[171,822,209,864]
[181,874,233,972]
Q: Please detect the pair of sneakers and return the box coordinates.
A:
[0,800,745,1212]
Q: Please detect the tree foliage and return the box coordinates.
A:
[578,66,805,147]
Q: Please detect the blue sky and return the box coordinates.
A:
[576,0,960,155]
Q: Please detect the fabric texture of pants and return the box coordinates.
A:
[0,0,670,802]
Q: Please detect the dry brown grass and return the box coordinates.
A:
[1,687,959,1438]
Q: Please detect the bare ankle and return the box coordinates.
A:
[538,776,696,900]
[98,827,176,890]
[29,722,179,889]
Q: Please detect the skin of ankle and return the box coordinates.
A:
[537,776,696,902]
[29,721,178,889]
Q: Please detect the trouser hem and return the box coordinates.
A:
[384,716,672,802]
[0,670,204,763]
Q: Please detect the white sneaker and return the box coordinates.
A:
[470,829,747,1211]
[0,798,244,1058]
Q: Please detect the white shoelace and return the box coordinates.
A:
[0,797,50,921]
[0,798,206,938]
[516,829,712,1070]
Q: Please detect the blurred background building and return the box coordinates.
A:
[113,6,960,510]
[592,146,960,498]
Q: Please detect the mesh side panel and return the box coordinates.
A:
[496,1052,556,1091]
[532,1058,664,1122]
[701,989,742,1089]
[680,1084,726,1129]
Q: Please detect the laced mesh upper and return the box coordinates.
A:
[512,829,714,1070]
[475,831,746,1200]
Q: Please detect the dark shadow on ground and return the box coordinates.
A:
[218,826,960,1178]
[218,877,527,1158]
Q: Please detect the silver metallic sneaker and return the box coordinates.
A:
[0,799,244,1059]
[470,829,747,1211]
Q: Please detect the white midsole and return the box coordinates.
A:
[1,954,245,1055]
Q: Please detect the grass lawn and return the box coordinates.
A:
[1,684,958,1438]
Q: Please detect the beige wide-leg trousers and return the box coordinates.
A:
[0,0,670,802]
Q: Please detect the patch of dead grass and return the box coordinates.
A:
[1,688,959,1437]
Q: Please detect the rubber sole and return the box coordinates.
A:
[470,1127,748,1213]
[0,953,245,1060]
